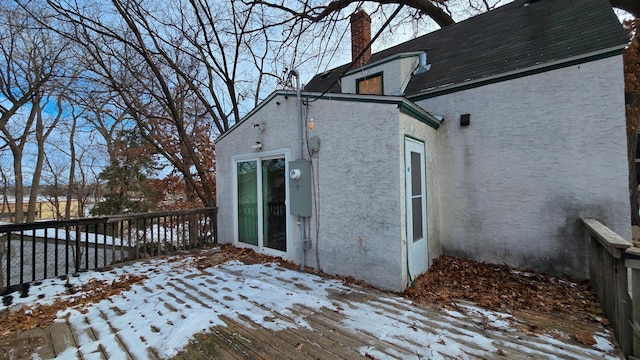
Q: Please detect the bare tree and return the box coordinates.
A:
[4,0,629,220]
[0,3,77,222]
[44,0,288,206]
[245,0,455,27]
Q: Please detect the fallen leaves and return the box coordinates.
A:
[404,255,609,343]
[405,256,601,316]
[0,273,147,338]
[575,330,597,345]
[183,245,304,275]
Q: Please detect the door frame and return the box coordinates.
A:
[404,137,428,279]
[232,149,290,257]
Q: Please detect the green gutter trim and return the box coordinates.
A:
[301,92,441,129]
[216,91,441,143]
[409,46,625,101]
[398,102,440,129]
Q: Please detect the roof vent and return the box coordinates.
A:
[413,52,432,75]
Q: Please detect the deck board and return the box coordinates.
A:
[0,258,624,360]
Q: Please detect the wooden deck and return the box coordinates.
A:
[0,256,625,360]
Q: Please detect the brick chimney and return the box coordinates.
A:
[350,9,371,68]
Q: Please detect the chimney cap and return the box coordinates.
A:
[350,8,371,21]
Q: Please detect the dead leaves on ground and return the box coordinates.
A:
[179,244,300,272]
[191,245,331,276]
[404,255,608,345]
[405,255,601,315]
[0,273,147,338]
[0,245,293,339]
[575,330,598,345]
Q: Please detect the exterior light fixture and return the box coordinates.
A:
[251,142,262,150]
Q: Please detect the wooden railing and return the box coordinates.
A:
[582,218,638,358]
[0,207,217,294]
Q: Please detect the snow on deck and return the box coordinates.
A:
[0,249,624,359]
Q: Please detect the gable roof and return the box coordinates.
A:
[215,90,442,143]
[305,0,629,99]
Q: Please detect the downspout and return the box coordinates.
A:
[290,69,307,269]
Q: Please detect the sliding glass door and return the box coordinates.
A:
[236,155,287,253]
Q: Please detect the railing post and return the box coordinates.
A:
[1,233,7,290]
[75,226,81,273]
[190,212,196,248]
[211,208,218,245]
[627,247,640,358]
[582,218,633,357]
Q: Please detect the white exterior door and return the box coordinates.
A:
[405,138,428,278]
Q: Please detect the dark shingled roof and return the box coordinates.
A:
[304,0,629,98]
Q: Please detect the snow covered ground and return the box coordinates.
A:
[0,248,623,359]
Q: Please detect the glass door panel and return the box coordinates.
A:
[262,158,286,251]
[411,151,424,242]
[237,161,258,245]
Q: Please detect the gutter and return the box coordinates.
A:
[409,45,627,101]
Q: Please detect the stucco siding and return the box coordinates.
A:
[304,99,404,291]
[217,95,406,291]
[216,96,301,261]
[415,55,630,278]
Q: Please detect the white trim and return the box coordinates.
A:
[232,149,291,259]
[405,137,428,279]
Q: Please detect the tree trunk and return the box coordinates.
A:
[65,112,78,220]
[12,154,24,224]
[27,102,46,223]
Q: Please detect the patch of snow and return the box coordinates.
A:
[594,332,616,352]
[460,304,513,329]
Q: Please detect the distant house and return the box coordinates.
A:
[215,0,631,291]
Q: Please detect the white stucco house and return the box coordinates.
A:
[215,0,631,292]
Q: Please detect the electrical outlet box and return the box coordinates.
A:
[308,136,321,152]
[288,160,312,217]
